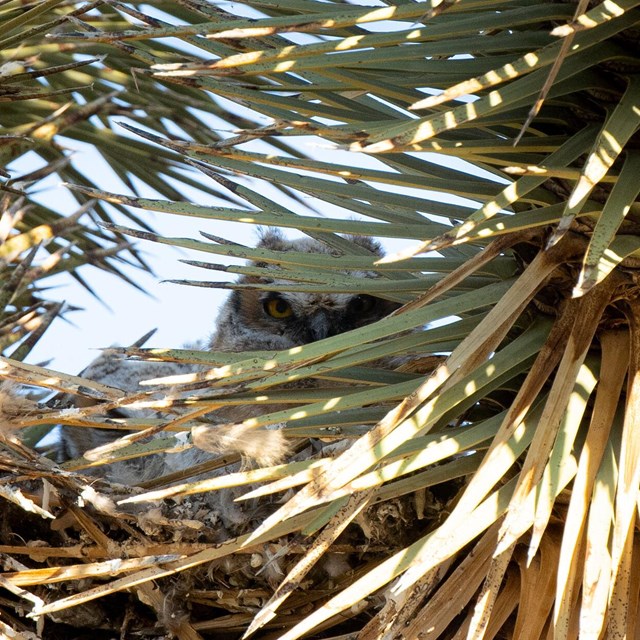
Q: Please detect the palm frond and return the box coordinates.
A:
[3,1,640,639]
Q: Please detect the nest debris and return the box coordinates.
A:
[0,430,455,640]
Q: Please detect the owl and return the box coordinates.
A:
[58,230,398,482]
[211,231,399,352]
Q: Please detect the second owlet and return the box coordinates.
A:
[59,230,398,477]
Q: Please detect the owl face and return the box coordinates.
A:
[209,230,399,352]
[233,289,398,347]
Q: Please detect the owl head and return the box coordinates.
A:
[209,230,398,352]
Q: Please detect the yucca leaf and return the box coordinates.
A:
[580,436,618,639]
[494,281,614,557]
[6,1,640,638]
[411,0,640,111]
[549,75,640,246]
[383,124,598,259]
[247,243,569,544]
[0,0,67,39]
[46,3,446,43]
[554,330,629,638]
[273,477,518,640]
[574,151,640,295]
[608,302,640,634]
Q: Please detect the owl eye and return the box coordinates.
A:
[264,297,294,319]
[349,295,376,315]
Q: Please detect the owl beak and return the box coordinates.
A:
[307,311,334,342]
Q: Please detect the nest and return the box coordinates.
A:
[0,429,457,640]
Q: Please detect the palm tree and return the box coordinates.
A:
[2,1,640,638]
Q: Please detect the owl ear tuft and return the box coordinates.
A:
[255,227,385,259]
[345,234,384,257]
[256,227,290,251]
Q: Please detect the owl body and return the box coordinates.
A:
[58,356,200,462]
[59,231,396,485]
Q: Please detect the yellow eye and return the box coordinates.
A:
[264,297,293,319]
